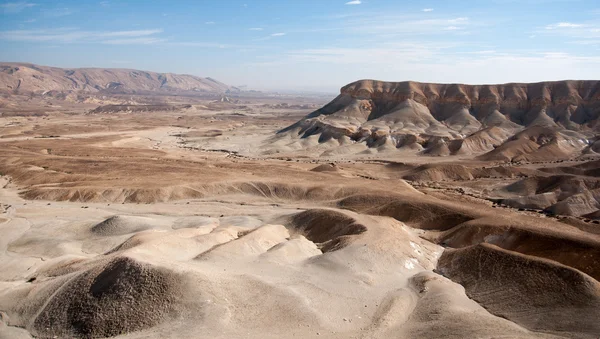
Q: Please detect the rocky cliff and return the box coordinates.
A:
[339,79,600,130]
[277,80,600,161]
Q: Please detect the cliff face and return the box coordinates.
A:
[341,80,600,107]
[278,80,600,160]
[0,62,230,95]
[337,80,600,128]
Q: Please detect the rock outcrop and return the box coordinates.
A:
[278,79,600,160]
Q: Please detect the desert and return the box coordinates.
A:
[0,61,598,339]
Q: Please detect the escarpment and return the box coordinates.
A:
[277,79,600,160]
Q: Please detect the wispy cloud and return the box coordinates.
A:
[99,29,163,37]
[0,27,236,48]
[252,32,287,41]
[1,1,35,13]
[261,46,600,88]
[448,17,469,24]
[286,42,457,65]
[339,14,471,36]
[571,39,600,45]
[0,28,165,44]
[103,37,166,45]
[44,7,73,17]
[540,21,600,45]
[466,50,496,54]
[99,1,109,7]
[249,27,264,31]
[422,8,434,12]
[168,41,235,48]
[545,22,584,29]
[205,21,215,25]
[345,0,361,5]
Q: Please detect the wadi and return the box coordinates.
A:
[0,63,599,339]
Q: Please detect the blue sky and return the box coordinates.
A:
[1,0,600,92]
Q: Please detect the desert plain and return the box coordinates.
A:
[0,64,599,339]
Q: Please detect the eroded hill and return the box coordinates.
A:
[276,79,600,160]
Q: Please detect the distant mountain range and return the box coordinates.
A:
[0,62,233,95]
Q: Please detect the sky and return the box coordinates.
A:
[1,0,600,92]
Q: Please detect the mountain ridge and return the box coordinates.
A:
[277,79,600,161]
[0,62,231,95]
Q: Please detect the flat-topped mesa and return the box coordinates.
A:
[340,79,600,108]
[312,79,600,130]
[276,79,600,160]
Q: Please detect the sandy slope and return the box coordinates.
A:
[0,99,599,339]
[0,176,572,339]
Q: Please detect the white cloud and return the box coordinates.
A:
[448,17,469,24]
[252,32,287,41]
[252,46,600,91]
[44,7,73,17]
[0,28,165,44]
[570,39,600,45]
[422,8,434,12]
[102,37,165,45]
[545,22,584,29]
[345,0,361,5]
[469,50,496,54]
[168,41,234,48]
[98,29,164,37]
[540,21,600,45]
[337,14,471,36]
[205,21,215,25]
[1,1,35,13]
[249,27,264,31]
[286,42,454,65]
[231,10,598,91]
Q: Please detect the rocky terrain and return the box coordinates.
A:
[0,73,599,339]
[277,80,600,160]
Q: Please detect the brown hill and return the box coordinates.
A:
[439,243,600,337]
[278,79,600,160]
[0,62,231,95]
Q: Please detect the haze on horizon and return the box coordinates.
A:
[1,0,600,92]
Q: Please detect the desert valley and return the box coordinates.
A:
[0,62,599,339]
